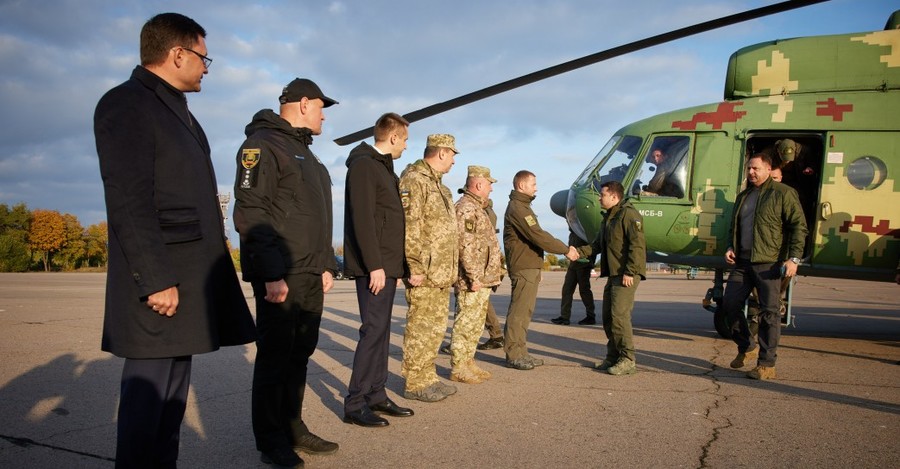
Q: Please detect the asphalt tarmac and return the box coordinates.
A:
[0,271,897,468]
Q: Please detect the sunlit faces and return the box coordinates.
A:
[519,175,537,197]
[390,127,409,160]
[746,156,772,187]
[436,148,456,174]
[177,36,209,92]
[304,98,326,135]
[598,186,619,210]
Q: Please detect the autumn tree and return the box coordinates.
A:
[53,213,87,271]
[29,209,66,271]
[84,221,108,267]
[0,202,33,272]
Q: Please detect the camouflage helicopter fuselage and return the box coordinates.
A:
[558,19,900,282]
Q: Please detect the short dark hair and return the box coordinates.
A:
[513,170,535,186]
[748,152,773,169]
[600,180,625,199]
[140,13,206,66]
[373,113,409,142]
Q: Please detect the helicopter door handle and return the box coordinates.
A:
[820,201,832,220]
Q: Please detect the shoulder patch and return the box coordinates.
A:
[400,190,410,209]
[524,215,537,226]
[465,219,475,233]
[239,149,261,190]
[634,220,642,232]
[241,148,261,169]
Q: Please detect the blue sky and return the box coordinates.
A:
[0,0,895,246]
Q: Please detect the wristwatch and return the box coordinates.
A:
[788,257,801,264]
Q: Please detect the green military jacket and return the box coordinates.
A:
[399,159,459,288]
[728,177,808,264]
[455,191,504,290]
[503,190,569,274]
[579,199,646,279]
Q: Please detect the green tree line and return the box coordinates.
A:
[0,202,108,272]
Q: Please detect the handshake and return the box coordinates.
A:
[565,246,580,262]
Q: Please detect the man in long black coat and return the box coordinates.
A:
[94,13,256,468]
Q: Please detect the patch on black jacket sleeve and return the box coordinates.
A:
[240,148,260,189]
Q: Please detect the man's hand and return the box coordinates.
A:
[470,281,482,292]
[565,246,579,261]
[725,248,736,265]
[622,274,634,287]
[265,279,289,303]
[322,271,334,293]
[147,286,179,317]
[783,260,799,278]
[369,268,386,295]
[408,274,425,287]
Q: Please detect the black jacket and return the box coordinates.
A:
[233,109,337,281]
[343,142,407,278]
[94,66,255,358]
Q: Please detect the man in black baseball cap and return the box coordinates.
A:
[279,77,338,107]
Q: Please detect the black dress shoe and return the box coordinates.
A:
[371,398,414,417]
[551,316,570,325]
[578,317,596,325]
[343,407,389,427]
[260,446,303,468]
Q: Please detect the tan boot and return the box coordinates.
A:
[451,361,485,384]
[730,347,759,368]
[468,361,492,381]
[748,366,776,380]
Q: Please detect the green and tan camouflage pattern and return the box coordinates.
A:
[450,288,491,369]
[564,19,899,282]
[400,159,459,287]
[401,286,451,392]
[455,191,504,290]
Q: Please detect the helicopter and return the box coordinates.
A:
[334,2,900,337]
[545,9,900,336]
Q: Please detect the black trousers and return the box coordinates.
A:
[723,261,782,367]
[116,356,192,469]
[344,276,397,413]
[560,264,595,320]
[251,273,323,451]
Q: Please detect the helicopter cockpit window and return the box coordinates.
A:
[577,135,643,192]
[634,136,689,198]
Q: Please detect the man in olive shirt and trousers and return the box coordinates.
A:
[503,170,577,370]
[723,153,807,380]
[576,180,646,376]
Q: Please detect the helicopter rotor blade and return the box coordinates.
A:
[334,0,829,146]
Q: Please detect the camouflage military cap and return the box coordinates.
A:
[426,134,459,154]
[776,138,797,162]
[467,165,497,183]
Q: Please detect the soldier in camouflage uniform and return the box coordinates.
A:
[477,198,506,350]
[450,166,505,384]
[399,134,460,402]
[503,170,578,370]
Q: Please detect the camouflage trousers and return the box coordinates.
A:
[451,288,491,368]
[402,286,451,392]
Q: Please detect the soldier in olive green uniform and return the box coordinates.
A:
[503,170,577,370]
[450,166,505,384]
[576,181,646,376]
[399,134,460,402]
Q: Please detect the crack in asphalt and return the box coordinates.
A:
[697,342,733,469]
[0,434,115,462]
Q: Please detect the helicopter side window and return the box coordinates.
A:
[588,135,643,193]
[635,136,689,198]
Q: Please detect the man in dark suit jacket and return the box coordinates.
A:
[342,113,415,427]
[94,13,256,468]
